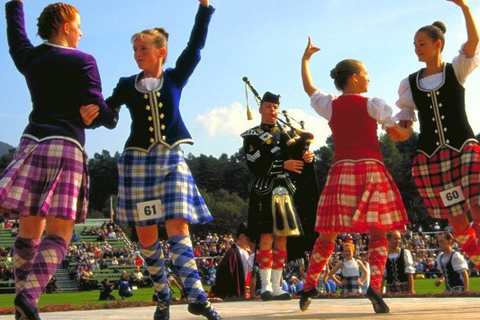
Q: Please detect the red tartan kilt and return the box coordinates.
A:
[315,160,408,233]
[412,143,480,219]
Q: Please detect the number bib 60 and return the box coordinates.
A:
[440,185,465,207]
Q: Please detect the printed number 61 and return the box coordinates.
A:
[144,205,157,216]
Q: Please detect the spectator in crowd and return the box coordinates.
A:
[99,279,115,301]
[131,266,145,288]
[211,223,253,299]
[71,232,81,243]
[118,279,133,300]
[383,230,415,294]
[435,231,470,292]
[325,242,369,296]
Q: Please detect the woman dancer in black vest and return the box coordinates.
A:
[389,0,480,271]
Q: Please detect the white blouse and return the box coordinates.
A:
[437,251,468,273]
[395,44,480,122]
[310,90,395,128]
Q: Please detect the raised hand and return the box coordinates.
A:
[303,37,321,61]
[198,0,209,7]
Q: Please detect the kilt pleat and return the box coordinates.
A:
[412,143,480,219]
[0,138,89,223]
[116,144,212,227]
[315,160,408,233]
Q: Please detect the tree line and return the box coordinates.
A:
[2,132,480,237]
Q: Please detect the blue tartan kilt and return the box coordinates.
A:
[116,144,212,227]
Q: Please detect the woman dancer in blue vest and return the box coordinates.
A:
[103,1,221,319]
[389,0,480,271]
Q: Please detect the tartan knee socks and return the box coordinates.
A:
[169,234,207,303]
[13,237,40,294]
[368,237,388,292]
[303,237,335,292]
[20,235,68,307]
[139,241,170,301]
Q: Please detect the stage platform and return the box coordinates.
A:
[1,297,479,320]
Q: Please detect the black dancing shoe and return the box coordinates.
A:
[14,294,41,320]
[365,287,390,313]
[273,292,292,300]
[15,310,26,320]
[188,301,222,320]
[154,300,170,320]
[260,290,274,301]
[299,287,318,312]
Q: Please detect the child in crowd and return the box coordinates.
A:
[434,231,469,292]
[325,242,368,295]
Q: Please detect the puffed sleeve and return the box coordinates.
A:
[310,90,337,121]
[452,43,480,85]
[367,98,394,128]
[393,78,417,122]
[451,252,469,273]
[404,250,415,274]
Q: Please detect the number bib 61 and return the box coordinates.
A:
[136,199,163,222]
[440,185,465,207]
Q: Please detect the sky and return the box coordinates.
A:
[1,0,480,158]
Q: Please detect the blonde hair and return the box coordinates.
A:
[37,3,79,40]
[131,28,169,63]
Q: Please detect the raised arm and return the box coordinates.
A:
[301,37,321,97]
[449,0,479,57]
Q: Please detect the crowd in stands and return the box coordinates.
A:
[0,218,478,296]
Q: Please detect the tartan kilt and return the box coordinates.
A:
[315,160,408,233]
[116,144,212,227]
[412,143,480,219]
[0,137,89,223]
[341,276,360,294]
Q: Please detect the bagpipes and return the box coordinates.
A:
[243,76,316,237]
[243,77,314,160]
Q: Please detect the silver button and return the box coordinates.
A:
[436,142,440,146]
[436,91,440,95]
[444,128,447,132]
[441,115,445,120]
[446,139,450,143]
[427,93,431,97]
[439,103,442,107]
[435,130,438,133]
[432,117,435,121]
[430,105,433,109]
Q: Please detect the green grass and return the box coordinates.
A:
[0,287,187,309]
[0,279,478,309]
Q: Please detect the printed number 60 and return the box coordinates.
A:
[445,191,459,201]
